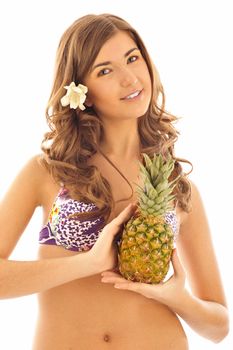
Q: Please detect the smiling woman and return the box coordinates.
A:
[0,13,229,350]
[83,31,152,123]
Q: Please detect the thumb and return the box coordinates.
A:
[172,249,185,277]
[102,203,137,239]
[113,203,137,227]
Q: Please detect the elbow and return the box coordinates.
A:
[212,310,230,343]
[0,258,10,299]
[213,328,229,344]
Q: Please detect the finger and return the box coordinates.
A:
[112,203,137,228]
[172,249,185,277]
[102,275,126,284]
[101,271,121,277]
[101,271,128,284]
[114,281,139,290]
[101,203,137,239]
[114,281,148,295]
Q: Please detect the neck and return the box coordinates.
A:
[99,119,141,161]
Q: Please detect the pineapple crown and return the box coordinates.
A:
[136,153,179,216]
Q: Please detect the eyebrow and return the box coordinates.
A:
[91,47,140,72]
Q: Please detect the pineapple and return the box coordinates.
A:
[117,153,178,284]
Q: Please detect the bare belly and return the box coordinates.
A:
[33,246,188,350]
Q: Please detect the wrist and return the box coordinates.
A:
[168,288,193,314]
[87,250,104,275]
[69,250,100,279]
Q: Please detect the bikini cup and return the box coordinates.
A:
[38,186,105,252]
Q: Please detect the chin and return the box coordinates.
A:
[136,105,150,118]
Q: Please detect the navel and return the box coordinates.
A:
[103,333,111,342]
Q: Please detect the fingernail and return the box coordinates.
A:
[114,284,120,289]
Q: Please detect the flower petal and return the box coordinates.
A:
[79,103,86,111]
[60,95,70,107]
[69,82,76,88]
[79,93,86,104]
[70,94,80,109]
[79,84,88,94]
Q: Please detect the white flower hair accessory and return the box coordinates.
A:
[60,82,88,110]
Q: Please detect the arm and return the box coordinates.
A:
[0,156,96,299]
[0,155,136,299]
[101,181,229,343]
[174,181,229,342]
[165,280,229,343]
[0,253,98,299]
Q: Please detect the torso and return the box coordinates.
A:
[33,154,188,350]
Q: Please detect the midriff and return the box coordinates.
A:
[32,246,188,350]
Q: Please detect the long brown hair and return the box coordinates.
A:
[40,13,192,221]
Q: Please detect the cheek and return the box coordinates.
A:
[92,85,118,107]
[141,63,152,85]
[145,75,152,100]
[145,69,152,88]
[89,90,114,116]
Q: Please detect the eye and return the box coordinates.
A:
[127,55,138,63]
[98,68,111,76]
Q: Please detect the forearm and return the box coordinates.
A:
[167,290,229,343]
[0,253,97,299]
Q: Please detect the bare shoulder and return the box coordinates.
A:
[0,154,57,258]
[178,179,203,226]
[178,178,210,242]
[28,154,60,203]
[2,154,56,204]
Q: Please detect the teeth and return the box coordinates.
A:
[125,90,140,99]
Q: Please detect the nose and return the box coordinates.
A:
[119,66,138,88]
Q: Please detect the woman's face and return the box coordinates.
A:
[84,31,152,122]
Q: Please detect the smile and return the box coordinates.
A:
[121,89,142,100]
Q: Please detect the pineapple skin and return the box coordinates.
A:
[117,153,178,284]
[118,212,174,284]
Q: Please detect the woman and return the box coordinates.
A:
[0,13,229,349]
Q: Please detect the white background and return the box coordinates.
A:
[0,0,232,349]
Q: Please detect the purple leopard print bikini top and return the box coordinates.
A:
[39,186,105,252]
[39,185,179,252]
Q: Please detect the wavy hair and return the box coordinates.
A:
[40,13,192,222]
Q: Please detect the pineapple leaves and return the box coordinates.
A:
[155,180,169,193]
[142,153,153,169]
[135,153,179,215]
[138,162,151,183]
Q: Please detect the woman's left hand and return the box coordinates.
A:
[101,249,188,307]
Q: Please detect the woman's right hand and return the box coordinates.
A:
[89,203,137,274]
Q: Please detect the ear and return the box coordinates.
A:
[85,96,93,107]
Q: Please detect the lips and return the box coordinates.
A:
[121,89,142,100]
